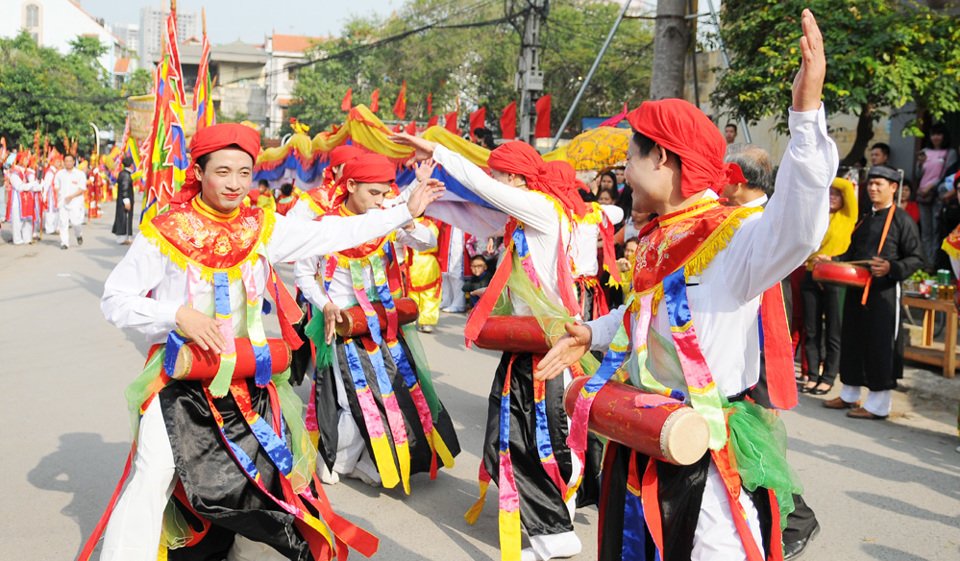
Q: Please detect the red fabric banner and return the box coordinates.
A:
[469,108,486,140]
[427,92,433,116]
[393,80,407,120]
[428,115,439,128]
[444,112,458,134]
[535,94,551,139]
[500,101,516,140]
[370,89,380,113]
[341,87,352,111]
[405,122,417,135]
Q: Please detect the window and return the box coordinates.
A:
[285,63,298,81]
[22,3,41,44]
[24,4,39,27]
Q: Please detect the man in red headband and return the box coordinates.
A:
[288,144,365,221]
[91,123,444,561]
[534,11,837,561]
[294,152,460,492]
[7,150,40,245]
[391,136,600,560]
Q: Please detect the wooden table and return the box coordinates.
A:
[902,295,957,378]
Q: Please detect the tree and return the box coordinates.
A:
[286,0,654,139]
[121,68,155,98]
[711,1,960,166]
[0,31,125,152]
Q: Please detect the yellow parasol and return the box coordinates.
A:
[563,126,630,171]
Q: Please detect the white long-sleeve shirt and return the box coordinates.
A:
[54,168,87,210]
[294,222,437,310]
[569,204,624,278]
[432,145,573,315]
[586,107,838,398]
[101,204,416,346]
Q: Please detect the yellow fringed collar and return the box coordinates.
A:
[142,200,276,281]
[629,199,759,312]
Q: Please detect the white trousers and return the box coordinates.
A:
[840,384,893,416]
[440,273,466,310]
[11,216,33,244]
[100,399,286,560]
[44,210,59,234]
[59,205,84,247]
[326,350,381,481]
[690,462,765,560]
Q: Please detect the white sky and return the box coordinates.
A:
[78,0,398,44]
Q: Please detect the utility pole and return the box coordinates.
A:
[515,0,548,144]
[649,0,689,100]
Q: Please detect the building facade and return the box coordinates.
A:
[265,32,326,138]
[138,5,199,65]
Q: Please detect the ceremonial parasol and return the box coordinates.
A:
[563,126,631,171]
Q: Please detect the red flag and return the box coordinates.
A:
[427,93,433,116]
[341,87,352,111]
[469,108,486,140]
[391,123,403,133]
[393,80,407,120]
[370,89,380,113]
[500,101,517,140]
[405,122,417,135]
[535,94,552,139]
[598,102,629,128]
[444,112,458,134]
[427,115,439,128]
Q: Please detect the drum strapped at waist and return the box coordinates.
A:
[811,261,871,288]
[335,297,420,338]
[154,338,293,381]
[563,377,710,466]
[473,315,556,354]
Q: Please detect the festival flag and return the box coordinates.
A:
[370,89,380,113]
[393,80,407,120]
[427,115,439,128]
[341,87,353,111]
[392,123,403,133]
[426,92,433,116]
[140,4,189,227]
[598,102,629,128]
[469,108,486,140]
[404,121,417,135]
[113,117,132,177]
[500,102,516,140]
[444,112,458,134]
[193,9,216,132]
[535,94,552,139]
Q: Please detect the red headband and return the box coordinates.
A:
[330,153,398,207]
[542,160,588,219]
[171,123,262,204]
[625,99,746,197]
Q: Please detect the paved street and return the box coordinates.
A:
[1,201,959,560]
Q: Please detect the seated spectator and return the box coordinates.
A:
[898,179,919,223]
[462,254,492,309]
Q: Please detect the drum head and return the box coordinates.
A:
[660,409,710,465]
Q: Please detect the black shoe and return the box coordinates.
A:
[810,385,832,396]
[77,236,83,246]
[783,522,820,560]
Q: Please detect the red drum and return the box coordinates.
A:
[474,316,551,354]
[173,338,292,381]
[335,297,420,338]
[811,261,871,288]
[563,377,710,465]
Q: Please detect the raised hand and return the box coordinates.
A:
[792,9,826,112]
[406,178,446,218]
[176,306,227,354]
[534,322,593,381]
[415,159,437,182]
[391,132,440,161]
[323,302,344,344]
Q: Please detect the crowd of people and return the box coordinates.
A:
[6,11,955,561]
[1,148,137,248]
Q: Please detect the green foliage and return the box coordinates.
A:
[287,0,653,138]
[711,1,960,138]
[0,30,125,152]
[121,68,155,97]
